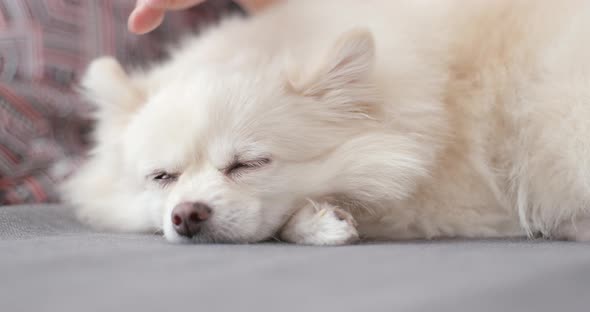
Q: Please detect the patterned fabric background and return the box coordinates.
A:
[0,0,239,204]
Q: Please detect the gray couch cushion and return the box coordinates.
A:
[1,204,589,312]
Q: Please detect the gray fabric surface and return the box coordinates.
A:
[1,205,589,312]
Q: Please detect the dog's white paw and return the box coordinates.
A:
[280,202,359,246]
[308,207,360,245]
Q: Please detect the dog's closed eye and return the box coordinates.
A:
[149,171,179,186]
[224,158,271,177]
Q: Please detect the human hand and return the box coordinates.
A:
[128,0,278,34]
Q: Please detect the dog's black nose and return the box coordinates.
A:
[171,202,212,238]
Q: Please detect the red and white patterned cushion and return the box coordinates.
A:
[0,0,238,204]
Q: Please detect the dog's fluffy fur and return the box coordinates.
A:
[61,0,590,244]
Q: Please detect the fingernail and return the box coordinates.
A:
[144,0,164,7]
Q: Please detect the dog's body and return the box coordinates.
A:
[62,0,590,244]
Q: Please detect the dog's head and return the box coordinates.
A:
[63,30,382,243]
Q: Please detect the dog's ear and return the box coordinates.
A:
[287,29,379,119]
[81,57,145,121]
[80,57,146,144]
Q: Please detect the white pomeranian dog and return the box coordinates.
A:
[61,0,590,245]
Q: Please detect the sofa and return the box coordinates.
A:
[1,204,589,312]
